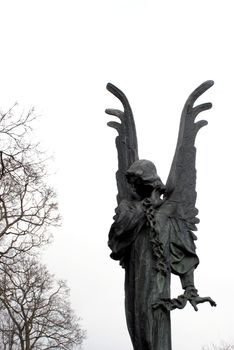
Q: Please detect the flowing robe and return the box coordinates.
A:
[108,198,199,350]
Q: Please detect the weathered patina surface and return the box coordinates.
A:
[106,81,216,350]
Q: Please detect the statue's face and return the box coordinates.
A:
[126,160,165,199]
[127,173,155,198]
[126,160,158,198]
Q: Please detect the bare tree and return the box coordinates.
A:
[202,342,234,350]
[0,254,86,350]
[0,106,85,349]
[0,302,17,349]
[0,105,59,259]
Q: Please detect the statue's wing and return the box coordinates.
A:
[106,83,139,204]
[165,80,214,230]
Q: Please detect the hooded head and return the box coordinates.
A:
[126,159,165,198]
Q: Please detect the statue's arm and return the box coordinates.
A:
[152,267,216,312]
[108,199,146,265]
[180,269,216,311]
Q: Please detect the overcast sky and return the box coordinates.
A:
[1,1,234,349]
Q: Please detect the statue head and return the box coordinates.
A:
[126,159,165,198]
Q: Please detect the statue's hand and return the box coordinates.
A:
[189,295,217,311]
[184,287,216,311]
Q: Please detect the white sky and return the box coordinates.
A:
[0,1,234,349]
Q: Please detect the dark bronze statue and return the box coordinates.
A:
[106,81,216,350]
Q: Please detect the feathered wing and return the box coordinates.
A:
[106,83,139,204]
[165,80,214,230]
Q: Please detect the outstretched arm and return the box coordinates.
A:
[152,268,216,312]
[180,269,216,311]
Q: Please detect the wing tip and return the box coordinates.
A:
[106,82,114,91]
[205,80,214,87]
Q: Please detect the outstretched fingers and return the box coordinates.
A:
[190,296,217,311]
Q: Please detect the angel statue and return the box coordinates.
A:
[106,81,216,350]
